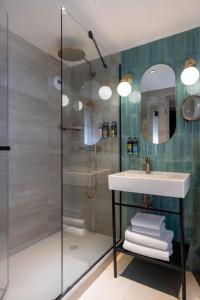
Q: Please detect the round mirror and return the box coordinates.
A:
[140,64,176,144]
[182,95,200,121]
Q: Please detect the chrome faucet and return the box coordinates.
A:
[145,157,150,174]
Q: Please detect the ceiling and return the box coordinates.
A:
[5,0,200,60]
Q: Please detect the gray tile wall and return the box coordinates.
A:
[8,31,61,255]
[0,17,9,292]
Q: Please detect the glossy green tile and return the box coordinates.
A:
[121,27,200,270]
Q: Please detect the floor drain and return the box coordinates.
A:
[69,245,79,251]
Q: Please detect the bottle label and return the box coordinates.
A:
[133,144,138,154]
[111,129,115,137]
[127,144,132,153]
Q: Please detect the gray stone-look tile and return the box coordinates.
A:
[8,29,61,254]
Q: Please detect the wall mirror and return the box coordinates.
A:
[182,95,200,121]
[140,64,176,144]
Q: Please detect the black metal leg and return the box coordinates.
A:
[112,190,117,278]
[179,198,186,300]
[119,191,122,240]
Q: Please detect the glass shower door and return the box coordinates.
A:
[0,1,9,299]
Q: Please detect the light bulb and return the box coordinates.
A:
[181,66,199,86]
[117,81,132,97]
[99,85,112,100]
[62,94,69,107]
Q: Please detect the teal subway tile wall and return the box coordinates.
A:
[121,27,200,271]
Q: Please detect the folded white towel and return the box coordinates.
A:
[132,222,166,237]
[131,212,165,230]
[123,239,173,261]
[125,225,174,251]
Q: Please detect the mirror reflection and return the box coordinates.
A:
[141,64,176,144]
[182,95,200,121]
[83,99,102,145]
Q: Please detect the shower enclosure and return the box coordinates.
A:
[0,3,120,299]
[0,1,8,299]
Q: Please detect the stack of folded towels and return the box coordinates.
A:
[123,212,174,261]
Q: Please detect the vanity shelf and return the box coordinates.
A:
[116,240,189,271]
[110,184,190,300]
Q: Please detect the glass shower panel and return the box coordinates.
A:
[2,2,62,299]
[0,1,8,299]
[61,8,120,292]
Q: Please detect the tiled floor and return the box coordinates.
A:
[73,254,200,300]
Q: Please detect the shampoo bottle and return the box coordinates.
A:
[127,137,132,154]
[132,137,139,154]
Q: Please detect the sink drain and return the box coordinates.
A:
[69,245,79,251]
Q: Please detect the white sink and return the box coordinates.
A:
[63,167,111,187]
[108,170,191,198]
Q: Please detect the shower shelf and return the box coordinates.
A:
[62,126,83,131]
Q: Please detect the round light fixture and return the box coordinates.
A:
[99,85,112,100]
[181,58,199,86]
[62,94,69,107]
[181,67,199,86]
[117,74,133,97]
[117,82,132,97]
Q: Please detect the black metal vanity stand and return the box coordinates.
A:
[112,190,189,300]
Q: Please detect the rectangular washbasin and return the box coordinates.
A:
[108,170,191,198]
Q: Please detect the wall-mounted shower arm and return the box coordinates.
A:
[88,30,107,69]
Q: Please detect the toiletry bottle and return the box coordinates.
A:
[103,122,109,138]
[114,121,117,136]
[111,121,117,137]
[106,122,109,137]
[102,122,106,138]
[132,137,139,154]
[127,137,132,154]
[98,122,103,138]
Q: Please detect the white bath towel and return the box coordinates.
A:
[132,222,166,237]
[125,225,174,251]
[123,239,173,261]
[131,212,165,230]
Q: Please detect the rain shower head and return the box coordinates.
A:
[58,47,85,62]
[58,46,96,79]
